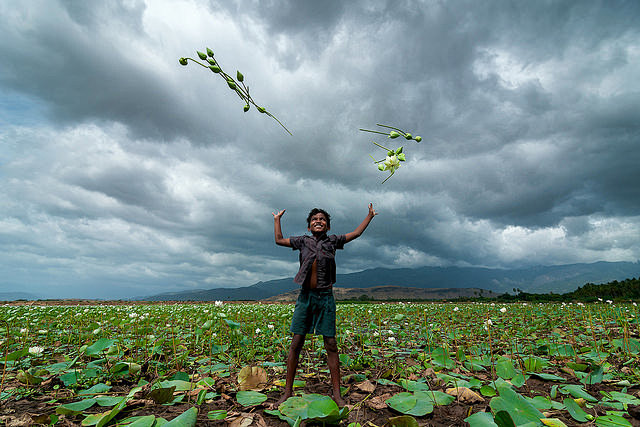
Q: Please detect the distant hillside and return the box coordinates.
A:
[264,286,498,302]
[142,261,639,301]
[0,291,40,301]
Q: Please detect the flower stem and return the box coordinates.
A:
[359,128,390,136]
[372,141,393,152]
[376,123,407,136]
[380,171,394,184]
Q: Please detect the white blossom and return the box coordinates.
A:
[28,346,44,356]
[500,307,507,313]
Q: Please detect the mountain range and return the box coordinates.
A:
[142,261,639,301]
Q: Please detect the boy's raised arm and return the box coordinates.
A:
[345,203,378,243]
[273,209,292,247]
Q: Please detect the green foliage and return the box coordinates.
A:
[496,277,640,302]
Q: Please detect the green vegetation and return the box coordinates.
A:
[1,298,640,425]
[497,277,640,303]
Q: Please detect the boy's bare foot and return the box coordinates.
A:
[269,392,292,410]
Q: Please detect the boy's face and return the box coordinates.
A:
[308,212,329,235]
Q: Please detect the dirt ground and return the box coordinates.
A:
[2,368,640,426]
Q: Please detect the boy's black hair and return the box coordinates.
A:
[307,208,331,228]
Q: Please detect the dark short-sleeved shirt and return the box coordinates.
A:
[289,234,346,290]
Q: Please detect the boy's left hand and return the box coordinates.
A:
[368,203,378,217]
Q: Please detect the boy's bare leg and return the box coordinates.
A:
[323,336,346,406]
[274,333,306,407]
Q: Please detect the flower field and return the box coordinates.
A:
[1,301,640,426]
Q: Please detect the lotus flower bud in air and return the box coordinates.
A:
[227,80,237,90]
[389,131,400,139]
[197,51,207,60]
[206,47,214,57]
[236,71,244,82]
[257,106,266,113]
[397,153,406,161]
[404,133,412,140]
[414,136,422,142]
[209,65,221,73]
[243,104,250,112]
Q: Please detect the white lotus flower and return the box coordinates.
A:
[28,346,44,356]
[383,155,400,172]
[500,307,507,313]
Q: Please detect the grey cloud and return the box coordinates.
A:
[1,0,639,298]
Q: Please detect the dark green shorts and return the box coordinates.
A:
[290,288,336,337]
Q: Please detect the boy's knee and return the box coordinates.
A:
[323,336,338,353]
[291,334,306,352]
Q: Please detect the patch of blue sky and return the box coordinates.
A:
[0,89,48,127]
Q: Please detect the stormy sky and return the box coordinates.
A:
[1,0,639,299]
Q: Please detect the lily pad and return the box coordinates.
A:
[387,415,420,426]
[594,415,632,427]
[489,384,544,426]
[165,407,198,426]
[238,366,268,391]
[563,398,589,423]
[465,411,499,427]
[386,392,434,416]
[236,390,268,407]
[278,394,347,423]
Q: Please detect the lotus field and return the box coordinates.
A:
[1,301,640,426]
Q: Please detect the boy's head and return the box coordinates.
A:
[307,208,331,233]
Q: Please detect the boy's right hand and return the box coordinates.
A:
[273,209,286,219]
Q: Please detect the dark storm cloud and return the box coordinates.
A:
[0,0,228,142]
[1,0,639,298]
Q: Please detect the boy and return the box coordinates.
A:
[272,203,377,407]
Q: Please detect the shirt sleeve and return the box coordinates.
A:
[332,234,347,250]
[289,235,304,251]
